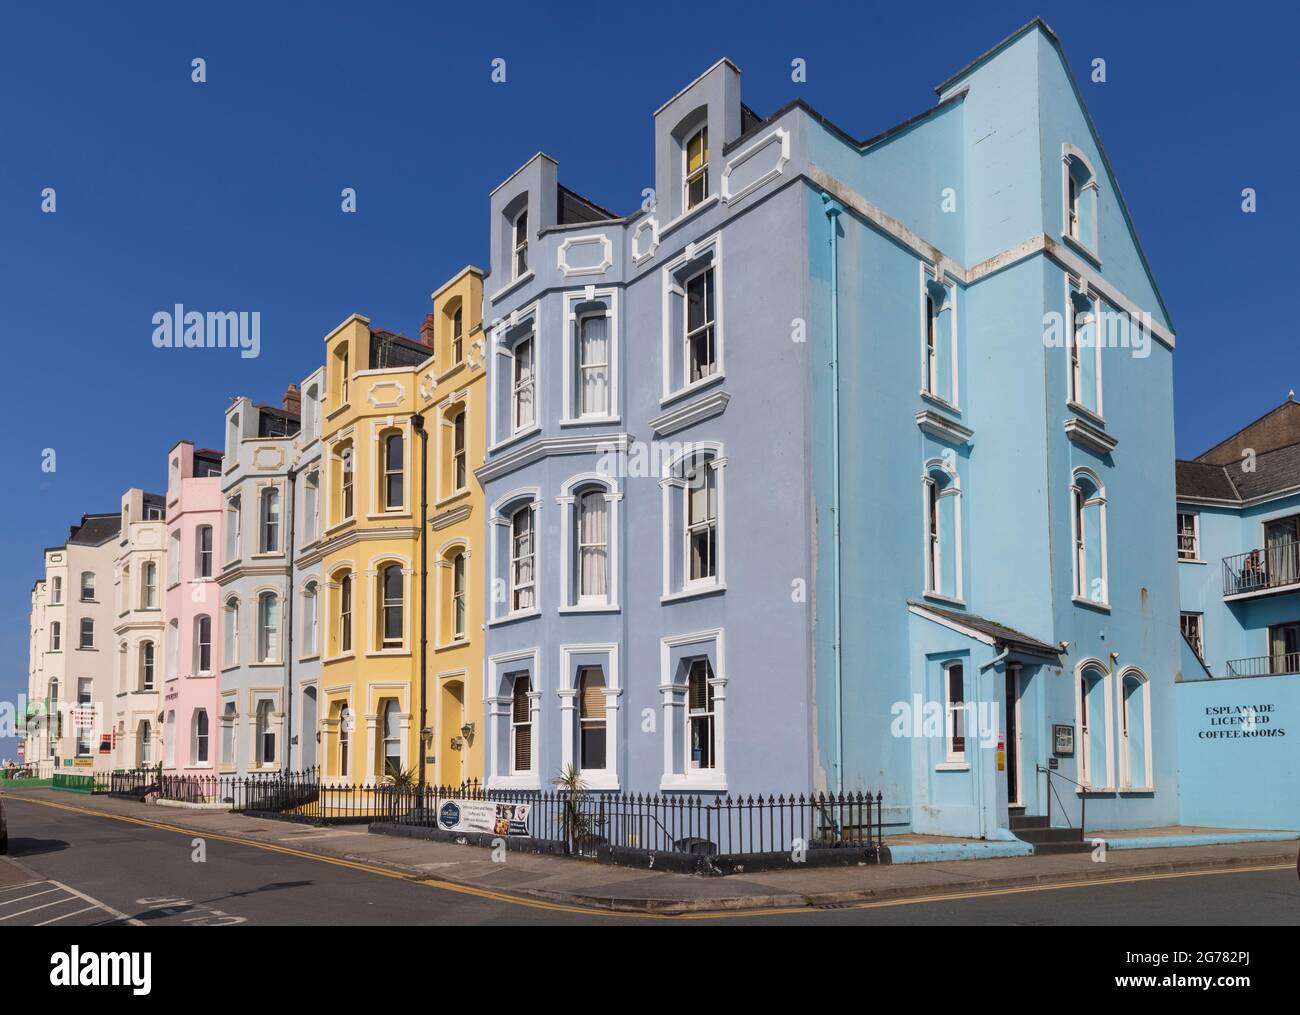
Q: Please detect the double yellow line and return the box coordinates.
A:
[8,795,1290,921]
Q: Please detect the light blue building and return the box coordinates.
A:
[217,375,325,775]
[1175,397,1300,830]
[478,18,1182,840]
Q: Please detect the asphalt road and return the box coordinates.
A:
[2,796,1297,926]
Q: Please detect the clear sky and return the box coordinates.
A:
[1,1,1296,757]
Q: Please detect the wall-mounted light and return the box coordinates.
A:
[460,721,475,740]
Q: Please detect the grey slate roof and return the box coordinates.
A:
[1177,441,1300,503]
[68,513,121,546]
[1175,460,1239,502]
[908,602,1060,659]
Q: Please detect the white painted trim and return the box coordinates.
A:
[720,126,790,206]
[556,234,613,277]
[1116,666,1153,792]
[560,287,620,425]
[660,232,724,404]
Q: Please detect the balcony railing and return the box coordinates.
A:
[1225,653,1300,678]
[1222,540,1300,597]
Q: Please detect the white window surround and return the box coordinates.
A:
[253,588,281,665]
[300,581,320,659]
[323,564,357,662]
[1177,511,1201,562]
[918,263,960,409]
[682,121,709,213]
[368,419,412,520]
[222,596,240,670]
[1060,143,1100,262]
[1075,658,1115,791]
[557,644,621,790]
[364,555,413,657]
[362,685,410,782]
[511,206,529,281]
[488,302,542,453]
[941,659,968,767]
[434,540,472,649]
[658,629,727,792]
[1117,666,1154,793]
[224,496,242,565]
[1070,466,1110,609]
[1066,277,1105,423]
[921,458,964,604]
[1181,612,1205,661]
[255,482,284,557]
[560,287,620,425]
[660,232,724,406]
[659,443,727,602]
[486,648,541,790]
[556,474,621,613]
[435,395,472,505]
[489,488,542,624]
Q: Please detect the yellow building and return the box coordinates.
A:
[317,266,486,786]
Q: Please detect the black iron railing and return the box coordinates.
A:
[1225,652,1300,677]
[109,766,162,798]
[1037,764,1088,834]
[1222,540,1300,596]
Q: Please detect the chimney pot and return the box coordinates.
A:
[420,312,436,349]
[283,383,301,414]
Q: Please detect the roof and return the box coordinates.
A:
[369,328,430,370]
[557,184,618,225]
[1193,396,1300,466]
[909,601,1061,659]
[1178,397,1300,504]
[68,513,121,547]
[254,404,301,438]
[1175,460,1238,502]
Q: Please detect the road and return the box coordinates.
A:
[2,795,1296,925]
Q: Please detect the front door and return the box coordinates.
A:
[1005,666,1022,807]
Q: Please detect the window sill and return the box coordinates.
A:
[324,652,356,664]
[661,583,725,605]
[1072,596,1111,613]
[488,775,541,791]
[1061,232,1101,268]
[1078,785,1115,795]
[248,660,284,668]
[560,603,621,615]
[559,415,621,428]
[1178,558,1206,565]
[434,638,471,652]
[489,270,534,305]
[922,591,965,608]
[577,772,620,791]
[220,664,240,674]
[364,649,411,659]
[364,511,412,523]
[659,774,727,793]
[298,653,320,664]
[489,608,541,627]
[919,390,962,415]
[1118,786,1154,795]
[1066,400,1105,429]
[935,762,970,772]
[659,370,725,411]
[434,488,471,511]
[250,551,286,561]
[436,359,468,384]
[490,424,542,456]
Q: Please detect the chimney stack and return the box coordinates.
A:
[419,312,436,349]
[283,383,301,416]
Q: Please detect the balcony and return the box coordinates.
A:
[1221,540,1300,599]
[1225,653,1300,677]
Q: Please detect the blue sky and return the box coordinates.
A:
[1,1,1296,756]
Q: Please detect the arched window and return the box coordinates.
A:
[376,564,402,649]
[1062,147,1098,253]
[338,572,353,653]
[255,699,275,768]
[337,700,351,778]
[451,410,467,491]
[1071,469,1108,605]
[223,596,240,666]
[577,490,608,601]
[196,525,213,578]
[511,675,532,774]
[1077,663,1110,788]
[138,720,153,767]
[193,709,209,765]
[921,272,957,405]
[1068,285,1101,415]
[194,615,212,673]
[257,591,279,662]
[301,581,319,656]
[381,431,404,511]
[259,488,280,552]
[142,561,158,609]
[943,661,966,762]
[510,508,536,611]
[923,462,962,600]
[451,305,464,363]
[687,659,715,770]
[80,570,96,601]
[684,123,708,210]
[140,641,155,691]
[380,700,401,778]
[337,442,355,520]
[512,207,529,280]
[578,667,607,771]
[451,551,466,641]
[1120,669,1150,789]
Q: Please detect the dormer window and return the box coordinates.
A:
[512,208,529,280]
[684,125,708,211]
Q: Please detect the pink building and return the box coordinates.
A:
[161,442,224,775]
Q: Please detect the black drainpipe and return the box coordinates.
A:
[411,413,429,792]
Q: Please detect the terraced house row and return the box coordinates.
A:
[21,20,1300,839]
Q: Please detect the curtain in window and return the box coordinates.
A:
[578,491,607,599]
[579,315,609,415]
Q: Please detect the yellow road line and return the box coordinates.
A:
[7,795,1290,921]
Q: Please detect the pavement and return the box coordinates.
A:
[4,787,1297,916]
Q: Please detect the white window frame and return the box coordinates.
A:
[921,460,964,604]
[223,596,240,668]
[919,265,960,408]
[1070,467,1109,608]
[560,288,620,424]
[194,614,212,674]
[557,475,621,612]
[683,123,709,212]
[660,445,726,602]
[557,644,620,790]
[1066,280,1104,420]
[488,302,541,451]
[301,581,319,658]
[511,334,536,435]
[1117,667,1153,792]
[256,591,279,663]
[942,660,967,766]
[1060,144,1100,257]
[658,629,727,792]
[1177,511,1200,561]
[196,525,214,577]
[257,488,280,554]
[509,674,533,775]
[1075,660,1114,790]
[1180,611,1205,660]
[660,233,724,405]
[511,207,529,281]
[377,562,405,651]
[80,571,96,601]
[224,496,241,564]
[510,507,536,615]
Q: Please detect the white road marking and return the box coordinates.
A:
[54,880,143,926]
[0,888,60,907]
[37,905,99,925]
[0,897,80,921]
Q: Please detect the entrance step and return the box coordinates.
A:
[1030,840,1095,855]
[1009,814,1089,854]
[1009,814,1049,831]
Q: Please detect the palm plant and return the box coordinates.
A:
[554,764,590,851]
